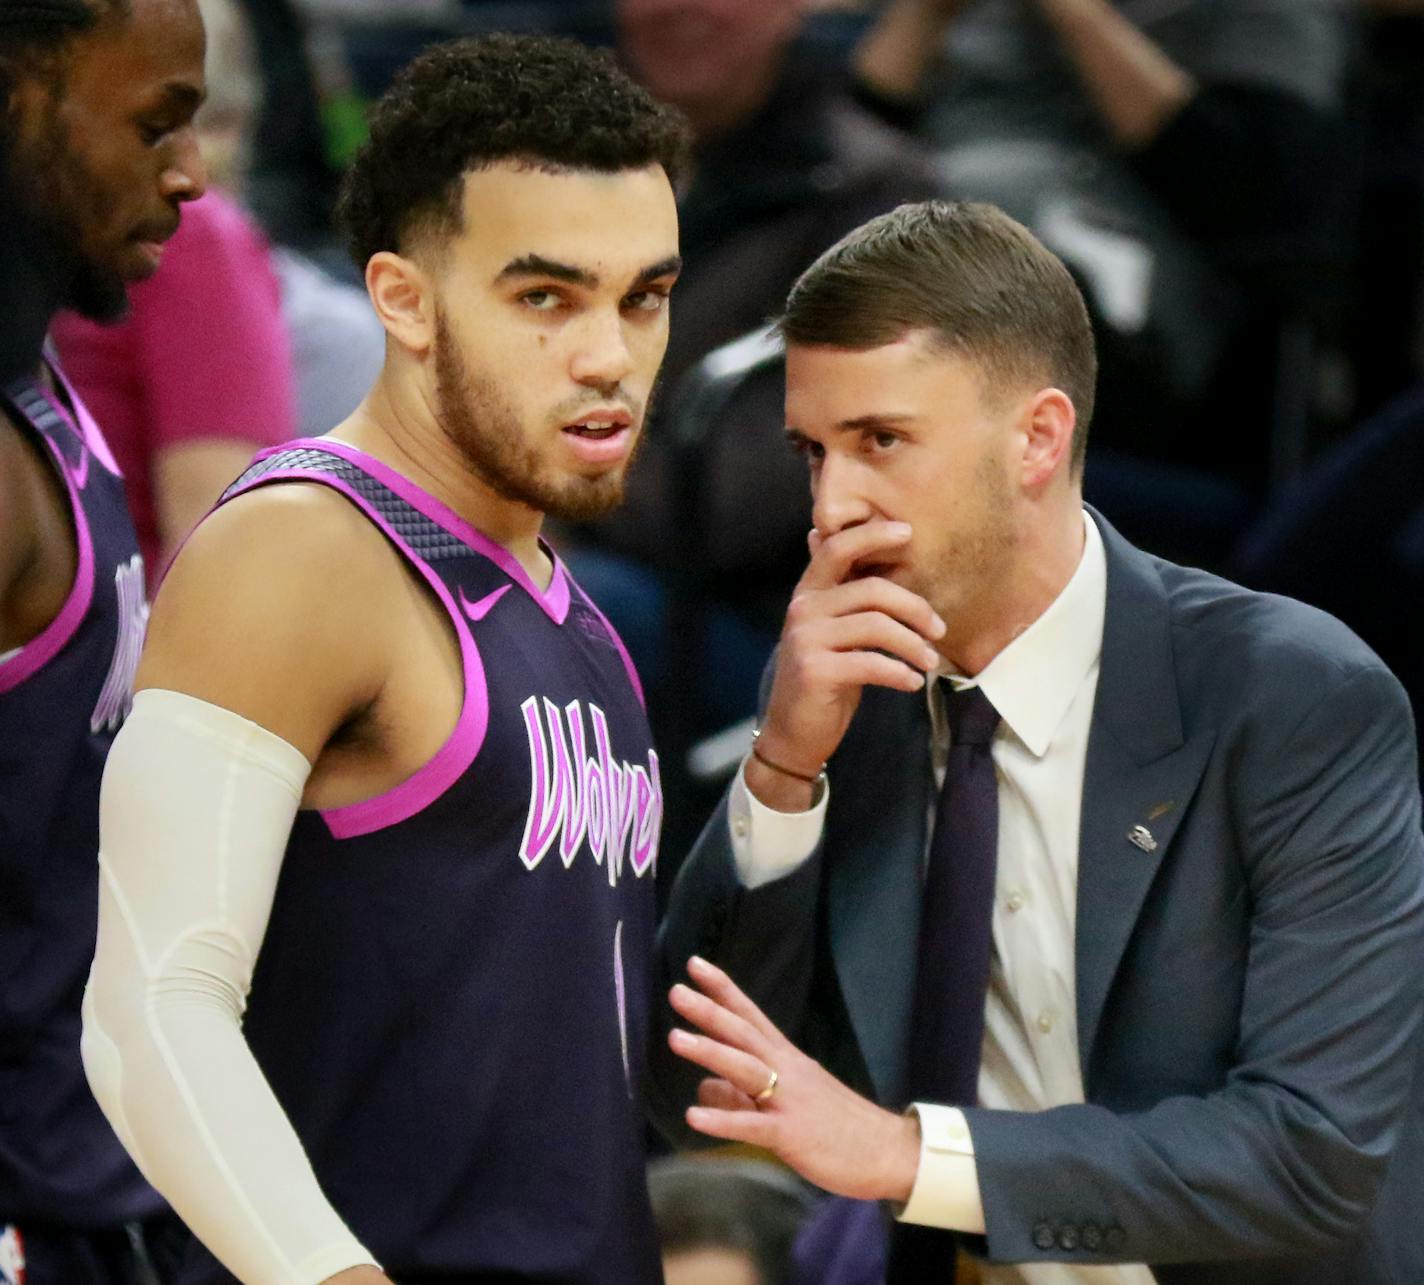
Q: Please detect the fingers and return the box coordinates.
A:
[800,520,913,591]
[685,1104,777,1149]
[817,611,942,674]
[817,575,945,643]
[669,981,774,1063]
[784,575,945,660]
[697,1077,755,1111]
[669,1027,773,1102]
[687,956,788,1047]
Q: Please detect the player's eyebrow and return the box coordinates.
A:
[497,254,598,288]
[496,253,683,291]
[632,255,682,285]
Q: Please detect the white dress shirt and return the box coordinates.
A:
[729,512,1153,1284]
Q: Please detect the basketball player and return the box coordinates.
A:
[82,34,687,1285]
[0,0,206,1279]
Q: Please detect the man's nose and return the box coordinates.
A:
[570,309,635,388]
[811,452,873,539]
[161,128,208,204]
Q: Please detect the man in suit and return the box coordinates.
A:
[650,200,1424,1283]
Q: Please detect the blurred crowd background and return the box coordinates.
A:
[52,4,1424,1278]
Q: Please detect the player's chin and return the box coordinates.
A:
[545,475,629,523]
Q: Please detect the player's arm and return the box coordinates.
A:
[82,484,399,1285]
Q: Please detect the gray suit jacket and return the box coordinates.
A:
[651,515,1424,1283]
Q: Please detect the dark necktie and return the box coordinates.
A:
[887,682,1001,1285]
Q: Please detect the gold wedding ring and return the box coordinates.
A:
[753,1068,779,1105]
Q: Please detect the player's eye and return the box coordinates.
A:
[624,289,669,314]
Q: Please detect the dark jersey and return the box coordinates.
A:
[0,370,159,1226]
[182,440,664,1284]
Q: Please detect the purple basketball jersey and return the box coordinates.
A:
[182,440,664,1284]
[0,370,159,1226]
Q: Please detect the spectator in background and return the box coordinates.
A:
[651,1156,812,1285]
[197,0,387,439]
[852,0,1353,478]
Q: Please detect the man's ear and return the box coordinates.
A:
[1020,387,1076,490]
[366,251,435,356]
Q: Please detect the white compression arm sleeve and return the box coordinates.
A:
[82,688,380,1284]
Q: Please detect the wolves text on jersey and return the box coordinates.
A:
[519,696,661,884]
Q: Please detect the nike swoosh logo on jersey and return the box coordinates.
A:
[459,584,512,622]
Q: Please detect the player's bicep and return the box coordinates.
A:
[137,483,390,763]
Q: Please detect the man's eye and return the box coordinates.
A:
[138,122,168,144]
[789,438,823,462]
[521,291,562,311]
[624,289,668,314]
[869,431,898,451]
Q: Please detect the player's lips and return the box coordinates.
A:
[128,216,181,275]
[561,407,635,466]
[133,240,166,273]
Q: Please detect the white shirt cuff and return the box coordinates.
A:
[727,758,828,889]
[897,1103,987,1233]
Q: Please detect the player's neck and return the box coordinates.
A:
[332,382,554,590]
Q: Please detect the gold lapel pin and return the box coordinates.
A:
[1128,824,1158,853]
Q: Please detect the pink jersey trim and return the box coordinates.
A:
[48,364,122,477]
[225,466,491,839]
[259,437,571,624]
[0,400,97,696]
[570,577,646,710]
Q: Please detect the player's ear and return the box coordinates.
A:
[365,251,434,356]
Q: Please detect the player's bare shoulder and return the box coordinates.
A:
[137,480,408,761]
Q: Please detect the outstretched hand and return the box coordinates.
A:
[668,956,921,1204]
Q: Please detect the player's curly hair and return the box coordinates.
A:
[337,32,691,271]
[0,0,128,102]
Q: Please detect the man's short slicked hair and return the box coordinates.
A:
[336,32,691,271]
[779,200,1099,472]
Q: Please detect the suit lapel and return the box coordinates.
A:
[1075,514,1215,1074]
[826,685,932,1105]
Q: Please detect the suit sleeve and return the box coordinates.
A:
[963,660,1424,1265]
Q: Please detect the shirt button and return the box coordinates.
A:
[1006,890,1025,913]
[732,816,749,839]
[1037,1011,1055,1034]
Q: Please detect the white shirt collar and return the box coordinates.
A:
[941,510,1106,758]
